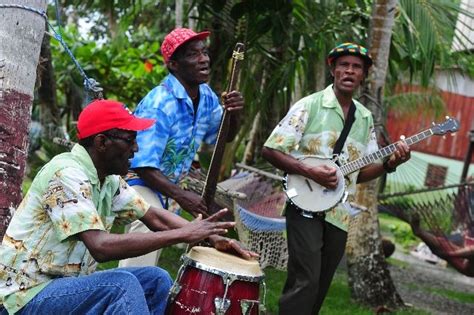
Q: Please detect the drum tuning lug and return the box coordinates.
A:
[167,283,182,303]
[240,299,260,315]
[215,297,231,315]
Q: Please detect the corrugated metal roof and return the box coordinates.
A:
[386,89,473,162]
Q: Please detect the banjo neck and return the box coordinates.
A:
[340,128,435,176]
[201,43,245,209]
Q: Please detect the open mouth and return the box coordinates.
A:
[341,77,356,87]
[198,66,210,76]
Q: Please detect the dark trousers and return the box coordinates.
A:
[279,204,347,315]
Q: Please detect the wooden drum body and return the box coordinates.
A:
[166,246,265,315]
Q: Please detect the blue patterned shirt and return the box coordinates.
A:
[128,74,223,187]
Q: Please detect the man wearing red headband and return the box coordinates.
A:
[0,100,254,314]
[121,28,245,267]
[262,43,411,314]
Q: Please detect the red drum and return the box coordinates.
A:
[166,246,265,315]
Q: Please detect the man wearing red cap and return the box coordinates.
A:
[262,43,411,314]
[0,100,254,314]
[121,28,244,267]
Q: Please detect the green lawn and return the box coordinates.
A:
[155,245,427,315]
[95,213,467,314]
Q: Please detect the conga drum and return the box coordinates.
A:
[166,246,265,315]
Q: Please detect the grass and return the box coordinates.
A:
[406,283,474,305]
[156,245,427,314]
[96,212,468,314]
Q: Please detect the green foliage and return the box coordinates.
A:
[23,139,70,195]
[379,213,419,251]
[390,0,472,87]
[50,24,166,109]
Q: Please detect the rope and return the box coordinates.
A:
[0,3,103,101]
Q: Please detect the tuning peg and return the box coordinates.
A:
[400,135,406,140]
[432,122,436,126]
[445,115,450,119]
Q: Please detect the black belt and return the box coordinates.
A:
[288,202,326,219]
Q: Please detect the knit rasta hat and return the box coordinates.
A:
[327,42,373,68]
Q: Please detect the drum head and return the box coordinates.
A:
[185,246,263,279]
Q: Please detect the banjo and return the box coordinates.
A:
[284,117,460,213]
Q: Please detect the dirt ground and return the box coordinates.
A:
[388,249,474,315]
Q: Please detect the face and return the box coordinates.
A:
[169,40,210,87]
[102,129,138,176]
[330,55,366,96]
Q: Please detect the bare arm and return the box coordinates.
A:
[135,167,207,216]
[78,209,233,262]
[261,146,338,189]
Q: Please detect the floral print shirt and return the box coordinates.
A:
[264,84,379,231]
[0,144,149,314]
[127,74,223,187]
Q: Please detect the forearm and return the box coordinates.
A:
[357,163,385,183]
[141,206,191,232]
[135,167,186,201]
[261,146,309,176]
[79,229,186,262]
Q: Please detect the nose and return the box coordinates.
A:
[132,141,139,152]
[198,51,209,63]
[345,65,355,73]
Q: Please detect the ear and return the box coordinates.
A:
[329,65,335,77]
[167,60,178,73]
[93,134,109,153]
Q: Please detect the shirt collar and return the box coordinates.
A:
[165,74,189,100]
[71,144,100,185]
[321,84,371,118]
[165,74,206,105]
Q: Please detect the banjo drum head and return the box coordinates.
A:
[285,156,345,212]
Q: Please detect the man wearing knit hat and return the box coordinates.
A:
[0,99,254,314]
[121,28,245,267]
[262,43,411,314]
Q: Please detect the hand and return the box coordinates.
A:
[179,209,235,244]
[176,190,208,217]
[222,90,244,112]
[386,141,410,169]
[306,164,338,190]
[208,235,259,260]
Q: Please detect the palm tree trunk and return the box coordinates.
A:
[38,26,60,133]
[346,0,405,309]
[0,0,47,239]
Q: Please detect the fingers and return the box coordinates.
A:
[222,90,244,111]
[205,208,230,222]
[392,141,411,165]
[192,206,209,218]
[192,214,203,222]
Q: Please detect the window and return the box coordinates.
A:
[425,164,448,187]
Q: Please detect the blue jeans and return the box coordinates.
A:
[8,267,172,315]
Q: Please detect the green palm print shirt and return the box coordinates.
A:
[264,84,379,231]
[0,144,150,314]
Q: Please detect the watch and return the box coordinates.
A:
[383,160,396,173]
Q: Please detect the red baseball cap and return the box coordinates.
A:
[77,99,155,140]
[161,28,210,63]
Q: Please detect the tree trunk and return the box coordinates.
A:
[175,0,183,28]
[38,26,60,136]
[346,0,405,309]
[0,0,47,239]
[241,111,261,164]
